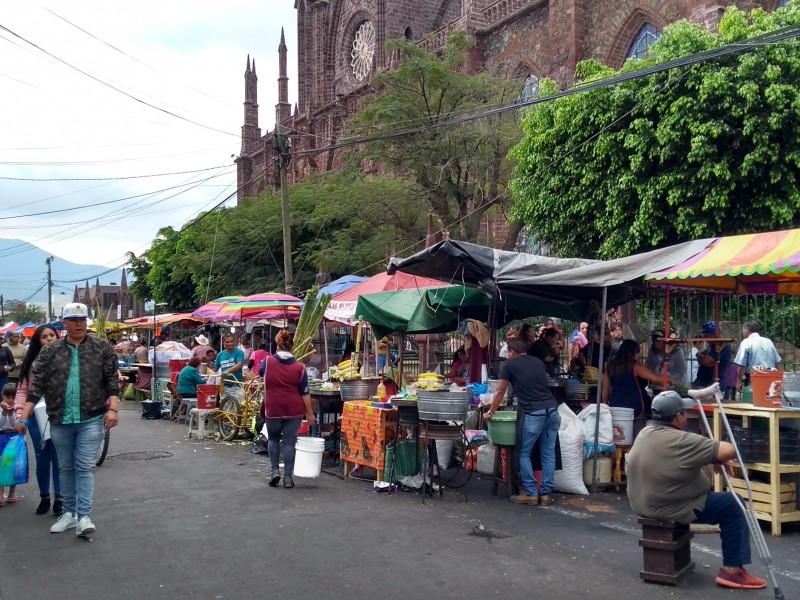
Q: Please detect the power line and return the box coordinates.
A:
[0,22,237,138]
[0,164,231,181]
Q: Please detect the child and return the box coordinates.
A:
[0,383,19,506]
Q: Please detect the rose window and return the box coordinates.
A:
[350,21,375,82]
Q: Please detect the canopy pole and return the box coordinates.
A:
[321,321,330,375]
[662,288,671,388]
[590,286,608,494]
[714,293,720,384]
[398,333,406,389]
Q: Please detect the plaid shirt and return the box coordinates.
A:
[27,335,120,425]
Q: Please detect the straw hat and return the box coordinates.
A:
[195,334,210,346]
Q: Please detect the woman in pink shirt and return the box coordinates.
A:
[14,324,61,516]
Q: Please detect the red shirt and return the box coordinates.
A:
[262,354,309,419]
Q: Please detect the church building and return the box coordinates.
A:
[237,0,789,202]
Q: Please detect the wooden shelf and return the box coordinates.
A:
[711,404,800,536]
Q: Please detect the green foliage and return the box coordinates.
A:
[126,171,427,308]
[347,32,524,246]
[510,3,800,259]
[3,299,45,325]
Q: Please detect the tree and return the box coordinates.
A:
[127,171,428,306]
[510,3,800,259]
[347,32,524,248]
[3,299,45,324]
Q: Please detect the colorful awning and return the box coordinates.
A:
[646,228,800,294]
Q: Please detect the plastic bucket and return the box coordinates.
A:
[294,436,325,478]
[583,456,612,485]
[196,384,218,409]
[487,411,517,446]
[751,370,783,408]
[609,407,635,445]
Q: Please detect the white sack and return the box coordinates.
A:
[553,403,589,495]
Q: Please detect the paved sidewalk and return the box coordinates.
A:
[1,401,799,600]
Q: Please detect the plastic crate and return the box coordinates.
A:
[153,377,171,399]
[726,425,800,464]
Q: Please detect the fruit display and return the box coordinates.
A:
[415,372,444,391]
[582,366,599,384]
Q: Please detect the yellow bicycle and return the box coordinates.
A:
[215,377,264,441]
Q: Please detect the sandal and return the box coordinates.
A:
[7,492,17,503]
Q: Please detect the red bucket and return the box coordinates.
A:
[751,370,783,408]
[197,384,218,409]
[169,359,190,372]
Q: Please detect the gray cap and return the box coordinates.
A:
[651,390,695,420]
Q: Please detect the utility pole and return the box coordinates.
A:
[274,124,293,294]
[46,256,54,321]
[0,294,4,324]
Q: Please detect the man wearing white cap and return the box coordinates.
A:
[15,302,120,538]
[192,334,213,360]
[626,390,766,590]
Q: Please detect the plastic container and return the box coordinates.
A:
[294,436,325,478]
[583,456,612,485]
[751,370,783,408]
[609,407,635,445]
[487,411,518,446]
[196,384,218,409]
[477,443,497,476]
[416,390,470,421]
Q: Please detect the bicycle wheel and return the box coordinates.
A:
[96,428,110,466]
[217,395,242,441]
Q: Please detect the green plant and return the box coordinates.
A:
[293,287,332,362]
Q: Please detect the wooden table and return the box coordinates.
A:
[710,404,800,536]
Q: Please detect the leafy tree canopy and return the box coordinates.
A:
[347,31,524,247]
[126,171,427,309]
[510,3,800,259]
[2,299,45,325]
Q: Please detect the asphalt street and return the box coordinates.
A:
[2,402,800,600]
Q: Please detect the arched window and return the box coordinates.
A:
[519,74,539,104]
[627,24,661,60]
[404,26,413,40]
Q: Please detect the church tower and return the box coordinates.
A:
[241,55,261,155]
[276,28,291,126]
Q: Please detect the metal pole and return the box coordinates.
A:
[46,256,54,321]
[0,294,4,324]
[275,124,293,294]
[590,286,608,493]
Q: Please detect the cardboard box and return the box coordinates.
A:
[339,401,397,469]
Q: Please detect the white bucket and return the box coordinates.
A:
[609,407,635,445]
[294,437,325,478]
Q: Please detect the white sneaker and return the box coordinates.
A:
[50,513,78,533]
[76,516,95,537]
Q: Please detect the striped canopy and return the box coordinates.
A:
[191,296,244,319]
[646,228,800,294]
[211,293,303,322]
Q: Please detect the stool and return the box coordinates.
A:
[638,518,695,585]
[419,421,466,504]
[177,398,197,425]
[613,445,632,489]
[491,443,518,498]
[187,408,215,440]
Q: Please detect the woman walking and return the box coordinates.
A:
[261,329,316,489]
[13,324,61,515]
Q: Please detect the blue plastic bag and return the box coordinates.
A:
[468,383,489,405]
[0,434,29,486]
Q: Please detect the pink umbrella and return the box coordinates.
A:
[211,293,303,322]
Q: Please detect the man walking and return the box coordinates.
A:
[734,320,781,391]
[15,302,119,537]
[484,338,560,506]
[3,331,27,383]
[626,390,766,589]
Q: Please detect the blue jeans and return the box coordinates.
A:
[49,419,104,518]
[518,409,561,497]
[28,416,61,499]
[266,418,302,476]
[694,492,751,567]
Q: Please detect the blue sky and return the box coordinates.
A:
[0,0,298,286]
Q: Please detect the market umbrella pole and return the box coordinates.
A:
[398,333,406,389]
[590,286,608,494]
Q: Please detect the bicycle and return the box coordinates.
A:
[215,377,264,441]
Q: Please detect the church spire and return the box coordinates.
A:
[241,54,261,155]
[276,27,291,125]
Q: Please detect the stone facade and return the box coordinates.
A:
[237,0,785,202]
[72,268,145,320]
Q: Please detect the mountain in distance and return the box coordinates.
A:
[0,238,129,303]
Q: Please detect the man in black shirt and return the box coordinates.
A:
[485,339,560,506]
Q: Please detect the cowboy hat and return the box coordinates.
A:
[195,334,210,346]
